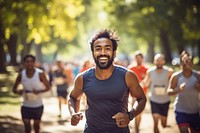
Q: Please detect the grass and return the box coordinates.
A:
[0,67,21,115]
[0,90,21,114]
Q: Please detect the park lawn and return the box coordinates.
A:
[0,91,21,115]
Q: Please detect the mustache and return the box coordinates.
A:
[97,55,110,58]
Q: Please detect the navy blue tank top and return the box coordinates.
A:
[83,65,130,133]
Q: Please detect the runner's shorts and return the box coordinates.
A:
[57,84,68,98]
[150,100,170,116]
[175,111,200,131]
[21,105,43,120]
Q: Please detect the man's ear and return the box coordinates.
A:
[114,51,117,58]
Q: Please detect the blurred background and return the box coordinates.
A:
[0,0,200,73]
[0,1,200,132]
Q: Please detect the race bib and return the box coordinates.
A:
[54,77,64,85]
[25,93,38,101]
[154,86,166,95]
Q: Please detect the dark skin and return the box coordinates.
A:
[68,38,147,128]
[12,57,50,133]
[167,57,200,133]
[142,55,173,133]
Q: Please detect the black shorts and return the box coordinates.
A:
[57,85,68,98]
[175,111,200,131]
[21,106,43,120]
[150,100,170,116]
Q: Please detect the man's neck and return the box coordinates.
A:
[182,69,192,77]
[95,65,114,80]
[26,68,35,78]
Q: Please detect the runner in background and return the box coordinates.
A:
[12,54,50,133]
[53,60,69,117]
[168,51,200,133]
[128,51,148,133]
[142,54,173,133]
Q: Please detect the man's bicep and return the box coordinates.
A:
[40,73,50,89]
[169,75,178,89]
[70,75,84,100]
[126,71,145,98]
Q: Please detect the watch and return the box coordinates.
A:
[127,111,134,121]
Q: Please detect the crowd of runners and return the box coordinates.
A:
[12,29,200,133]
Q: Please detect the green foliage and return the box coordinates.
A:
[0,0,199,64]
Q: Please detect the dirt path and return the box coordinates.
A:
[0,91,179,133]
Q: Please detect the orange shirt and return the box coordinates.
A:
[128,64,148,93]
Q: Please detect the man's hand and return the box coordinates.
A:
[194,81,200,92]
[13,89,23,95]
[71,113,83,126]
[178,82,185,92]
[32,89,41,95]
[112,112,130,128]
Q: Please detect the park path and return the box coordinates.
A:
[39,90,179,133]
[0,89,180,133]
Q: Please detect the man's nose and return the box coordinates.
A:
[100,48,106,55]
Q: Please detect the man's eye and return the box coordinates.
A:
[106,48,111,51]
[95,48,101,51]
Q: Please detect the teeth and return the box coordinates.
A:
[100,57,107,60]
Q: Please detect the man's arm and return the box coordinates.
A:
[194,71,200,92]
[126,70,147,118]
[12,73,23,95]
[68,73,84,126]
[39,72,51,93]
[141,69,151,88]
[167,67,174,79]
[167,74,183,95]
[112,70,147,128]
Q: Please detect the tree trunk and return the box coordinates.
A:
[7,33,18,65]
[159,29,172,63]
[197,39,200,64]
[177,44,185,54]
[34,43,43,64]
[147,41,155,63]
[0,43,7,73]
[0,20,7,73]
[21,39,34,58]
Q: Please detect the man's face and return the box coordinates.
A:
[181,57,193,70]
[92,38,115,69]
[155,57,165,69]
[56,61,63,68]
[135,55,143,66]
[24,57,35,70]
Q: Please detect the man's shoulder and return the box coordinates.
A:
[163,65,173,71]
[82,67,95,77]
[127,63,136,69]
[35,68,44,73]
[115,65,128,72]
[171,71,182,78]
[147,66,156,72]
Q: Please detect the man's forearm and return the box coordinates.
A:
[130,97,147,118]
[68,97,81,115]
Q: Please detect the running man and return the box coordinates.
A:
[13,54,50,133]
[128,51,148,133]
[143,54,173,133]
[68,29,147,133]
[168,51,200,133]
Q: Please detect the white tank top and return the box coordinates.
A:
[174,71,200,114]
[149,66,170,103]
[21,68,44,107]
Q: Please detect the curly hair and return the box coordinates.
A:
[23,54,36,62]
[89,29,120,52]
[180,51,192,63]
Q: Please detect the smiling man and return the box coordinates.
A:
[68,29,146,133]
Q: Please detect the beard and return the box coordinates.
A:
[93,54,114,69]
[156,65,163,69]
